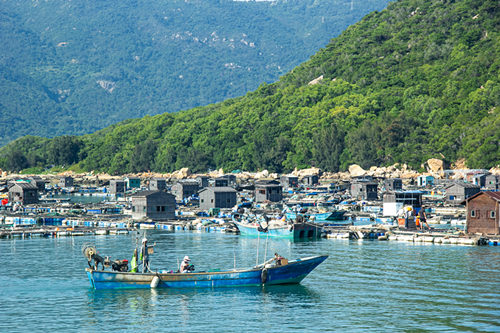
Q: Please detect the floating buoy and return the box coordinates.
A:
[151,276,160,288]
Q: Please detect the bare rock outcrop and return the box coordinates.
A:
[308,75,324,85]
[348,164,366,177]
[426,158,444,172]
[171,167,191,179]
[292,167,321,178]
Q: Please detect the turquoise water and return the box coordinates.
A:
[1,232,499,332]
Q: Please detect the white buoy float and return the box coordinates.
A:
[151,276,160,288]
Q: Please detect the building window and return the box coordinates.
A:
[143,206,146,212]
[470,210,476,218]
[491,211,496,219]
[201,199,204,203]
[132,206,136,212]
[161,206,165,212]
[156,206,160,212]
[227,199,231,203]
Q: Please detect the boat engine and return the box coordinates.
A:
[111,259,129,272]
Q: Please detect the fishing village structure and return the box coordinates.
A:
[1,160,499,246]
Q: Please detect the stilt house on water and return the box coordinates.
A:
[384,178,403,191]
[445,182,481,204]
[485,175,499,191]
[465,191,500,235]
[59,176,74,188]
[171,180,199,201]
[131,190,176,221]
[255,181,283,203]
[8,183,39,205]
[149,178,167,191]
[351,180,378,201]
[199,187,237,210]
[109,180,126,195]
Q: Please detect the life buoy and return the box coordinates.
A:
[261,268,268,284]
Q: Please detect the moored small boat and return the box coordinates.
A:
[233,220,321,240]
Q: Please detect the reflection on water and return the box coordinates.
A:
[1,231,499,332]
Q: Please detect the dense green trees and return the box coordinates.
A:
[0,0,390,144]
[0,0,498,174]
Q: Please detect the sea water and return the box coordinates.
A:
[1,231,499,332]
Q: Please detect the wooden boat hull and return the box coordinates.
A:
[234,221,321,239]
[86,255,328,289]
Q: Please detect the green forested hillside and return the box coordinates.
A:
[1,0,498,174]
[0,0,390,144]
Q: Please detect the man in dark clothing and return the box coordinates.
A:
[419,207,430,230]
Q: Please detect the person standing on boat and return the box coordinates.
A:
[140,238,150,273]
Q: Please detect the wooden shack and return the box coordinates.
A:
[131,190,176,221]
[280,175,299,188]
[109,179,126,194]
[59,176,74,188]
[171,181,199,201]
[255,181,283,203]
[149,178,167,191]
[445,182,480,203]
[213,177,229,187]
[28,176,46,192]
[485,175,499,191]
[125,177,141,189]
[199,187,237,210]
[466,191,499,235]
[196,176,210,188]
[384,178,402,191]
[8,183,39,205]
[302,175,319,186]
[351,181,378,201]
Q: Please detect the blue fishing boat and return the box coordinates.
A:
[233,220,322,239]
[86,255,328,289]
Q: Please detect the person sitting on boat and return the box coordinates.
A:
[180,256,194,273]
[274,253,284,266]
